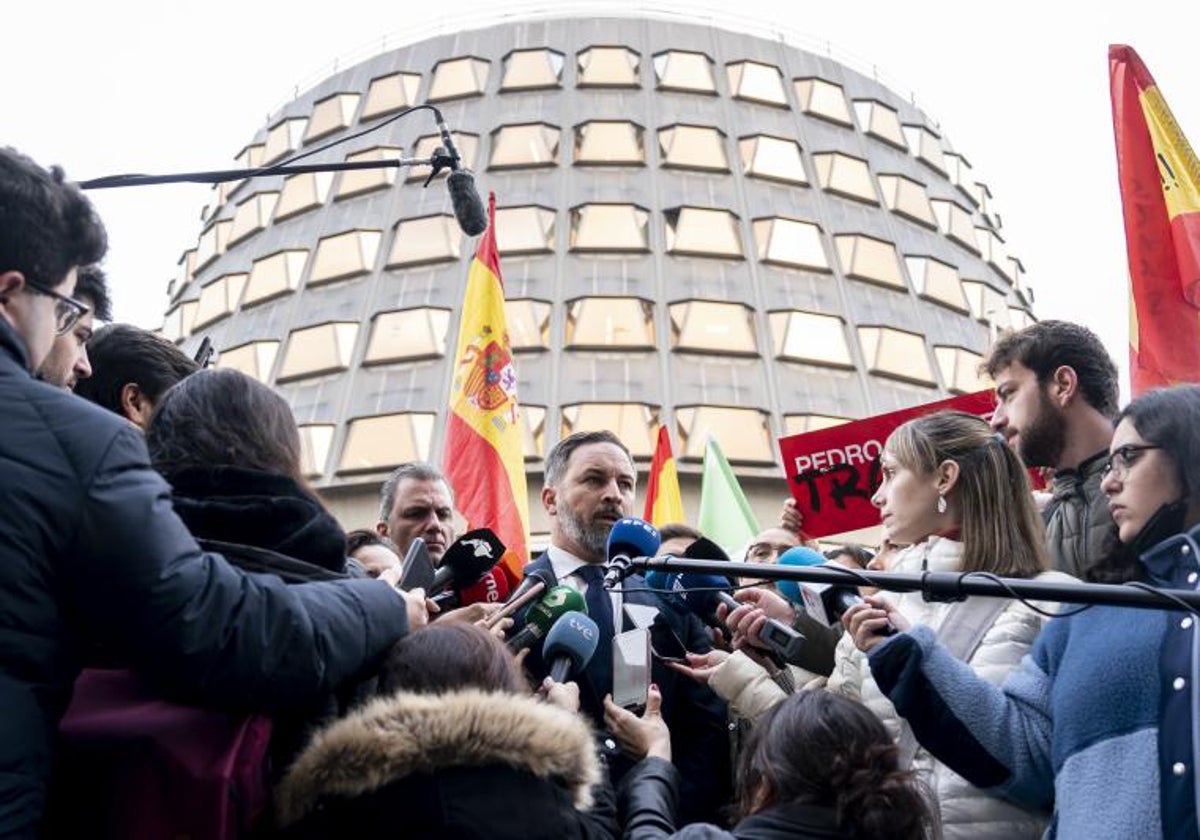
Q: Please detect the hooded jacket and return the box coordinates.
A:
[275,689,615,839]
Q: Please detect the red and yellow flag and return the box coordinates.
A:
[642,426,684,528]
[443,193,529,586]
[1110,45,1200,394]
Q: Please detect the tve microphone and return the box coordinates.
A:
[430,566,512,611]
[429,528,506,595]
[506,586,586,653]
[543,611,600,683]
[604,518,661,589]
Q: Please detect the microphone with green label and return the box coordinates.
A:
[506,585,587,653]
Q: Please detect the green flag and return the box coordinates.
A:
[697,435,759,555]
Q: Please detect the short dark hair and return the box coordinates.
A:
[146,368,303,480]
[346,528,396,556]
[824,544,874,568]
[378,462,453,521]
[983,321,1119,418]
[72,265,112,321]
[658,523,703,543]
[544,430,635,487]
[74,323,198,415]
[378,622,527,696]
[0,148,106,287]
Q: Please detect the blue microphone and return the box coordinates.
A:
[603,517,661,589]
[775,546,828,604]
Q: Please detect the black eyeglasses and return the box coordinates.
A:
[24,280,90,335]
[1100,444,1163,481]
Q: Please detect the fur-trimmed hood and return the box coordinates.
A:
[275,689,602,828]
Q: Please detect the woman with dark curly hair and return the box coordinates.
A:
[611,688,936,838]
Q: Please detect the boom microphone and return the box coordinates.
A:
[429,528,505,595]
[506,586,587,653]
[543,611,601,683]
[447,170,488,236]
[604,518,661,589]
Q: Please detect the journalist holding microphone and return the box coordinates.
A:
[845,385,1200,840]
[678,410,1069,838]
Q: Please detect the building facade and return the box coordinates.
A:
[162,14,1034,543]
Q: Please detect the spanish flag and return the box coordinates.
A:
[443,193,530,585]
[643,426,684,527]
[1110,45,1200,394]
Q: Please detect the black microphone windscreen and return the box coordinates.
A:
[438,528,505,590]
[447,170,488,236]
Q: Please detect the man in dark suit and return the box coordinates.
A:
[515,430,731,824]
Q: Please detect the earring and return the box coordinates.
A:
[936,493,947,514]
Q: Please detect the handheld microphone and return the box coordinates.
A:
[506,586,587,653]
[604,518,661,589]
[429,528,505,595]
[776,553,895,636]
[485,568,554,629]
[430,566,512,611]
[543,611,601,683]
[646,569,806,662]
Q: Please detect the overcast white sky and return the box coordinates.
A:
[7,0,1198,398]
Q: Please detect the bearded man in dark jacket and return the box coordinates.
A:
[0,147,423,837]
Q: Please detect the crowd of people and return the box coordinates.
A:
[3,142,1200,840]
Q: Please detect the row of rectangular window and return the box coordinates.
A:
[301,382,1007,477]
[177,211,1020,327]
[208,309,990,397]
[240,50,987,204]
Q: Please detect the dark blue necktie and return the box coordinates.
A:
[576,564,615,694]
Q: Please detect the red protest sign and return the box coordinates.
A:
[777,391,996,538]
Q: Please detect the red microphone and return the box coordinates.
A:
[431,567,511,611]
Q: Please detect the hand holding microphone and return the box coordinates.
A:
[537,611,599,713]
[843,596,910,654]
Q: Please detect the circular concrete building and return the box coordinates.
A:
[162,13,1035,543]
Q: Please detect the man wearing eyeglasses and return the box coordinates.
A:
[34,265,111,390]
[984,320,1119,577]
[0,147,425,837]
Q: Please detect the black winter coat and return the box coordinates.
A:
[165,465,349,574]
[0,320,409,836]
[275,688,617,839]
[620,757,845,840]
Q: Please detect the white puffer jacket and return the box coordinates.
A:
[827,536,1068,839]
[708,536,1069,839]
